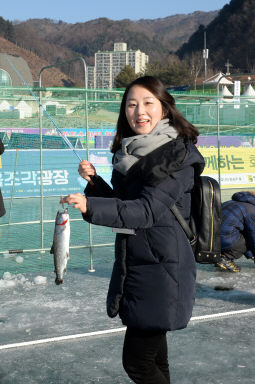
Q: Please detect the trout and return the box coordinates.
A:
[50,208,70,285]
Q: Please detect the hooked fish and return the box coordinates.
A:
[50,208,70,285]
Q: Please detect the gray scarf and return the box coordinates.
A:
[113,119,178,175]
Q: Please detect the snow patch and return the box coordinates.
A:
[34,276,47,285]
[16,256,24,263]
[0,272,47,289]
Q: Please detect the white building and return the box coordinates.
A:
[15,101,33,119]
[89,42,149,89]
[0,100,11,111]
[87,65,96,89]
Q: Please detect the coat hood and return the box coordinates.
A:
[232,191,255,206]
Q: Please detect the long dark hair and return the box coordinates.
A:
[111,76,199,153]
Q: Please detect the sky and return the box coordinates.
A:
[1,0,230,24]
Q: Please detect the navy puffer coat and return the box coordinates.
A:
[84,137,204,331]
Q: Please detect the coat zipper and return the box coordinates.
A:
[208,179,214,251]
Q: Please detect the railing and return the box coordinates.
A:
[0,86,254,274]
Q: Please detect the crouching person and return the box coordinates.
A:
[216,191,255,272]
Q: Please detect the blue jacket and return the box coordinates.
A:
[221,192,255,259]
[84,137,204,331]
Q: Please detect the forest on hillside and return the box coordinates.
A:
[177,0,255,73]
[1,1,253,87]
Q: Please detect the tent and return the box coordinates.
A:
[219,85,233,97]
[243,84,255,101]
[204,72,233,85]
[0,100,11,111]
[15,101,33,119]
[243,84,255,96]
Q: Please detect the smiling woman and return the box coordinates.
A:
[125,86,164,135]
[61,76,205,384]
[111,75,199,153]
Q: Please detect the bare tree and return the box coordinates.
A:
[185,51,203,90]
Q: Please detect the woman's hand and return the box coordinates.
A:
[78,160,96,184]
[60,193,87,214]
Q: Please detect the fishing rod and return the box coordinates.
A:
[7,58,82,162]
[6,57,99,268]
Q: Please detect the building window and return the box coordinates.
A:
[0,69,12,86]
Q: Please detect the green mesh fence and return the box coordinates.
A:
[1,86,255,136]
[175,97,255,136]
[7,133,83,149]
[0,86,254,275]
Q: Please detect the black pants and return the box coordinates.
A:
[222,235,247,260]
[122,327,170,384]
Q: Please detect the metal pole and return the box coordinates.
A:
[39,58,85,161]
[38,82,44,251]
[39,57,89,157]
[8,149,19,224]
[215,73,243,187]
[79,60,95,273]
[204,31,207,82]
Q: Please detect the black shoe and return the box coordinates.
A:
[216,257,241,272]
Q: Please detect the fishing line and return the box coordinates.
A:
[7,58,82,162]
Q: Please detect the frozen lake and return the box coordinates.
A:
[0,252,255,383]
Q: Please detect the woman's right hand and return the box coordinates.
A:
[60,193,87,214]
[78,160,96,184]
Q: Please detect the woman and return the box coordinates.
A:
[61,76,205,383]
[0,138,6,218]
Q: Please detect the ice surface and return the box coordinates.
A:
[0,256,255,383]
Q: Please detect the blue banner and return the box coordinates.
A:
[0,149,113,198]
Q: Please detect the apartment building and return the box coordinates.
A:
[87,65,96,89]
[88,42,149,89]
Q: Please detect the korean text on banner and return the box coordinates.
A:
[199,147,255,189]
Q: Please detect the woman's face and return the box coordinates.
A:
[125,85,163,135]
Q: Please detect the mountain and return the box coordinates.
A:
[15,11,218,64]
[0,11,219,86]
[13,22,79,66]
[0,37,75,86]
[177,0,255,72]
[0,16,15,41]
